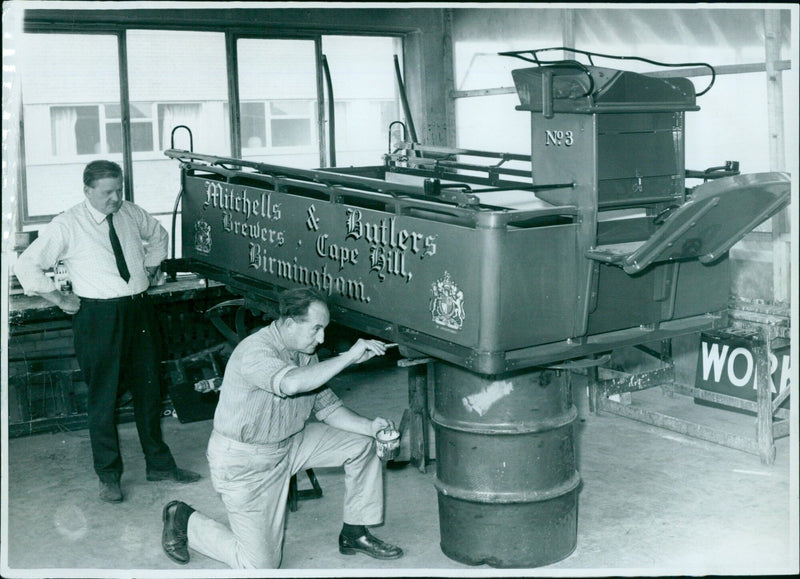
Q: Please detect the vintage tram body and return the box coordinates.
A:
[166,61,790,567]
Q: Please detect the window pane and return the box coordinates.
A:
[237,38,319,167]
[222,103,231,150]
[50,105,101,156]
[270,101,310,116]
[107,122,153,153]
[19,33,121,219]
[241,102,267,148]
[455,93,530,154]
[157,103,202,149]
[321,35,404,167]
[271,118,311,147]
[126,29,229,249]
[130,103,150,119]
[333,101,349,149]
[106,104,121,119]
[75,108,102,154]
[106,123,123,154]
[105,102,150,119]
[132,123,154,151]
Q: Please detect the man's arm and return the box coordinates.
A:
[323,406,394,438]
[35,290,81,315]
[132,204,169,267]
[14,223,81,314]
[279,338,388,396]
[129,204,168,286]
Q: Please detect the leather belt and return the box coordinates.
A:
[80,291,148,304]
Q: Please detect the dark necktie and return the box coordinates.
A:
[107,213,131,283]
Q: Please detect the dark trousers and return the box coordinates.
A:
[73,293,176,482]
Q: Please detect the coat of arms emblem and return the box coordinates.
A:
[430,271,465,330]
[194,219,212,254]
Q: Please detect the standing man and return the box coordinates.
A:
[14,160,201,503]
[161,287,404,568]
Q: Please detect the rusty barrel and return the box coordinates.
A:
[432,362,580,568]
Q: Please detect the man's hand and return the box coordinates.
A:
[370,416,396,438]
[323,407,396,439]
[59,293,81,315]
[194,377,222,393]
[146,265,165,287]
[345,339,388,365]
[57,293,81,315]
[38,290,81,315]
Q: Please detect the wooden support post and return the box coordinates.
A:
[660,339,676,398]
[755,327,777,465]
[398,357,432,473]
[587,365,598,414]
[408,361,430,473]
[772,385,790,414]
[764,10,789,303]
[443,9,457,148]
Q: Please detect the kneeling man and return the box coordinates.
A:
[162,287,403,568]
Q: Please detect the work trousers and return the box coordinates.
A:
[73,293,175,482]
[187,423,383,569]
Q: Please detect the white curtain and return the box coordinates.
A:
[160,104,201,150]
[51,107,78,156]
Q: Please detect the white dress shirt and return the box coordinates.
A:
[14,199,169,299]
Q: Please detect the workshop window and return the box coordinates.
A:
[241,102,267,148]
[48,102,155,157]
[17,29,401,228]
[237,38,319,168]
[321,35,403,167]
[126,29,229,254]
[50,106,100,156]
[106,103,155,153]
[333,99,398,151]
[270,101,313,147]
[19,33,123,221]
[240,100,314,150]
[156,103,203,150]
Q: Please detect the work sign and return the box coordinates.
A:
[695,329,790,409]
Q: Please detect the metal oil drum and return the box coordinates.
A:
[432,362,580,568]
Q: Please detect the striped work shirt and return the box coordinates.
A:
[14,200,168,299]
[212,323,343,445]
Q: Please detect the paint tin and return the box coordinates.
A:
[375,427,400,460]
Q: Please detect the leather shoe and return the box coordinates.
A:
[99,479,122,503]
[147,467,201,483]
[162,500,193,565]
[339,530,403,560]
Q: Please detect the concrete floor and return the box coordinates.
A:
[2,360,797,578]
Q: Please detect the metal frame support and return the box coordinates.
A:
[589,325,789,465]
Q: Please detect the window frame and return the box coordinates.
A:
[228,31,326,164]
